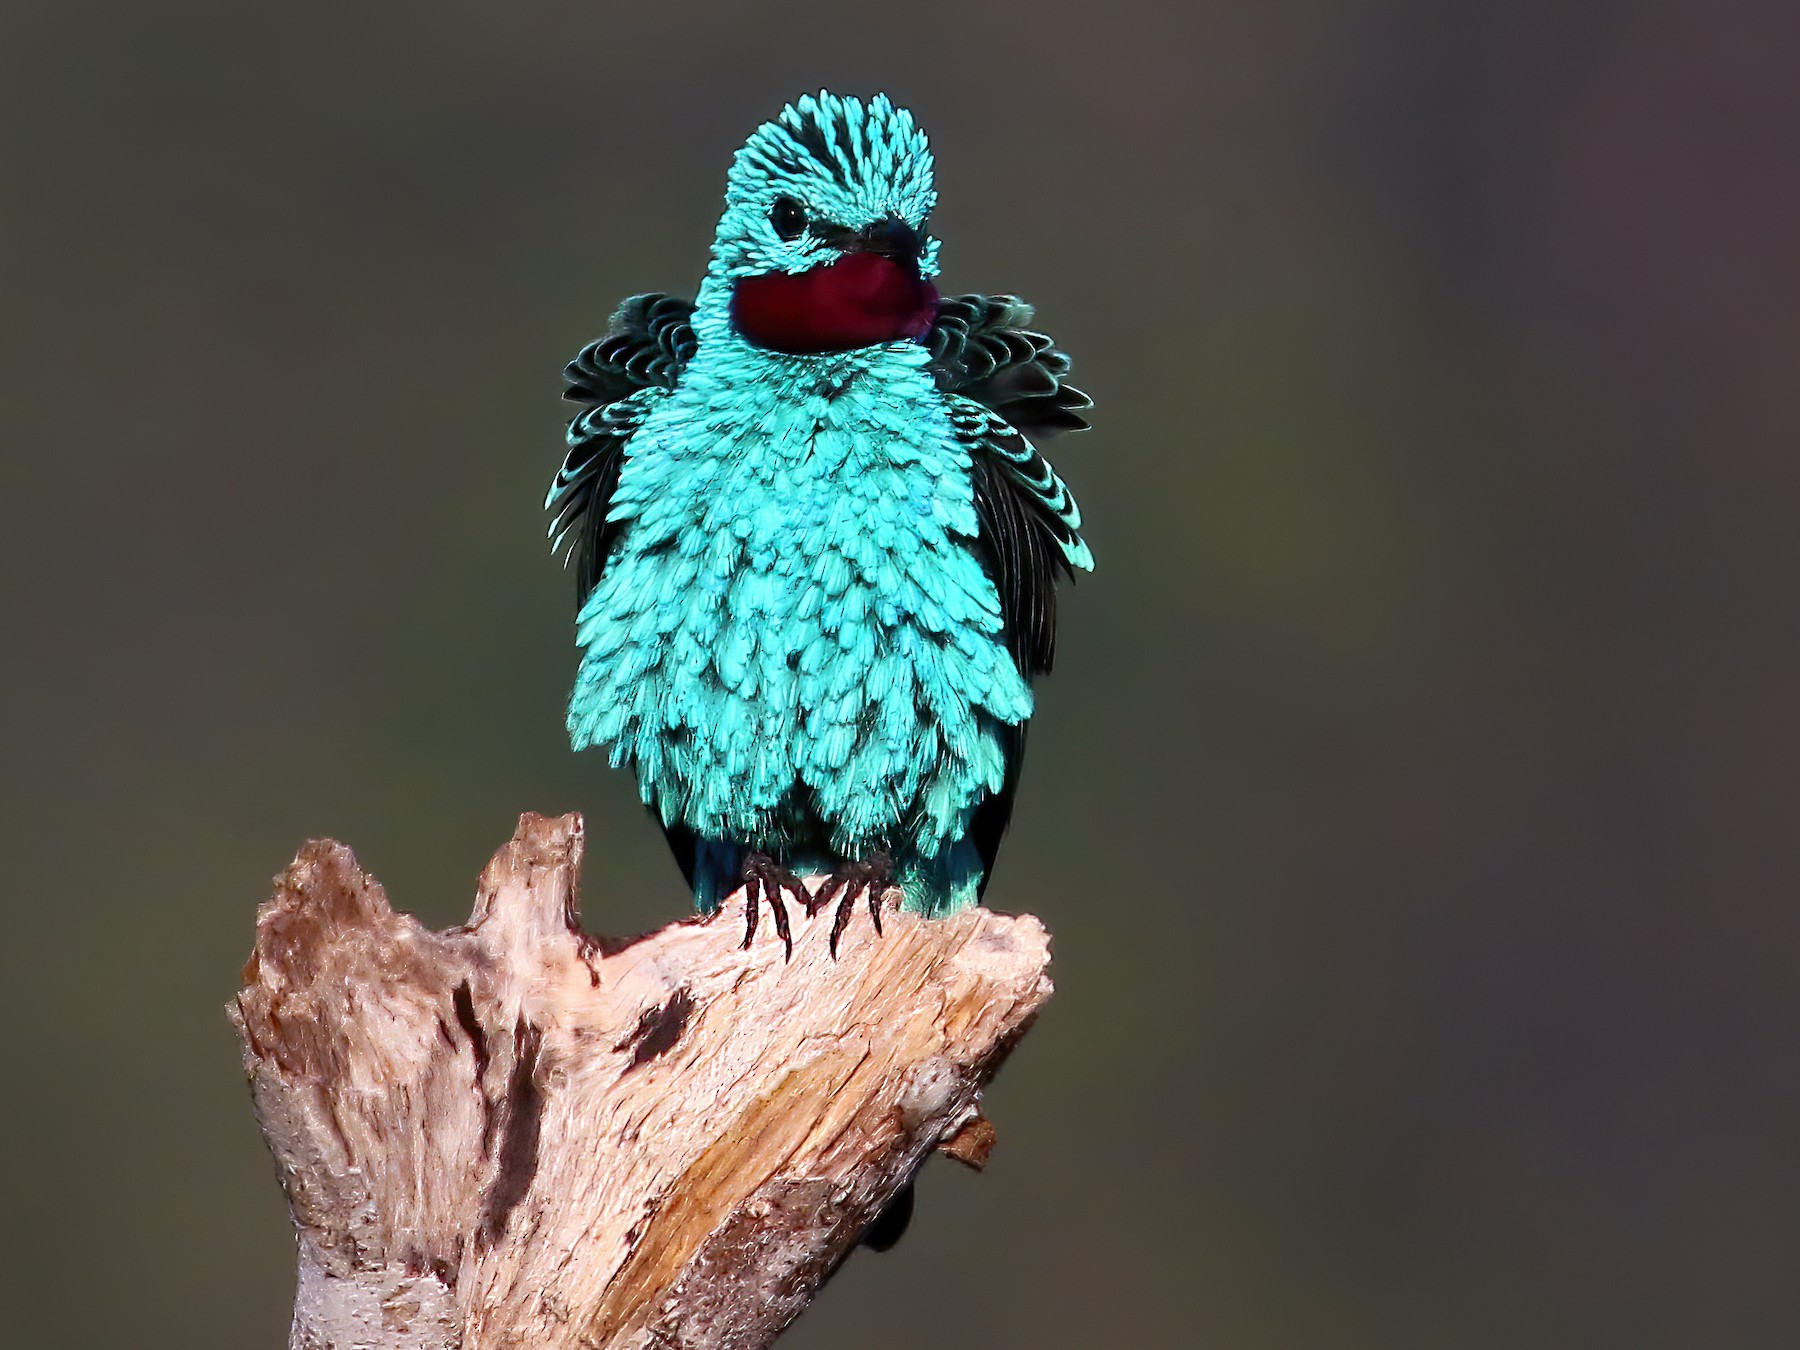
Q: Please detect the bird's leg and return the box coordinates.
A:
[739,852,810,960]
[810,852,896,959]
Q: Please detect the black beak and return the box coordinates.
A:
[857,216,923,263]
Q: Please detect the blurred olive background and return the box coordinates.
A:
[4,2,1797,1346]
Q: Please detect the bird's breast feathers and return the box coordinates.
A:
[565,353,1031,856]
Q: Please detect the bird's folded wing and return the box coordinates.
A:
[927,293,1092,443]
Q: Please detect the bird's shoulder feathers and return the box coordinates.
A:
[927,293,1092,443]
[548,294,697,607]
[562,293,697,405]
[928,295,1092,679]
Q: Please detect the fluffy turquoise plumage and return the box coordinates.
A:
[547,92,1092,934]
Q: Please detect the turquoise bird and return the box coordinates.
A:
[547,91,1092,955]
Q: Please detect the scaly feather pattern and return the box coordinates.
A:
[562,294,697,404]
[929,293,1093,442]
[549,92,1091,916]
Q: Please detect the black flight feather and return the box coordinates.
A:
[926,293,1092,891]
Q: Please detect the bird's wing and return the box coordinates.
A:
[946,390,1092,668]
[562,293,697,405]
[547,294,696,607]
[950,388,1093,894]
[927,293,1092,443]
[933,297,1094,895]
[932,293,1094,677]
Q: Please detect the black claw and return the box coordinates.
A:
[823,853,894,959]
[829,883,859,958]
[740,877,759,950]
[810,874,844,917]
[739,853,804,960]
[778,873,811,913]
[768,878,793,958]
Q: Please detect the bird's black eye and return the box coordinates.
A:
[769,196,808,242]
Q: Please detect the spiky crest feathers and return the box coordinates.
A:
[706,92,941,289]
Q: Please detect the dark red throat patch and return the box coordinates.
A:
[731,252,940,355]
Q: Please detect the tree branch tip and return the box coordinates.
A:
[938,1113,999,1170]
[466,811,587,942]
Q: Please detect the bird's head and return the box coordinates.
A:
[708,92,940,356]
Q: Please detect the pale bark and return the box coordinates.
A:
[231,812,1052,1349]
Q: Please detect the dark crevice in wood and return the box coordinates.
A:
[452,979,489,1079]
[619,987,696,1069]
[478,1017,544,1249]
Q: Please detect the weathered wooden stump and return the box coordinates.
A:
[231,812,1052,1349]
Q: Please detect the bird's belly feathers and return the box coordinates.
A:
[567,401,1031,858]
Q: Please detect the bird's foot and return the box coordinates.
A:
[810,852,896,958]
[739,853,810,960]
